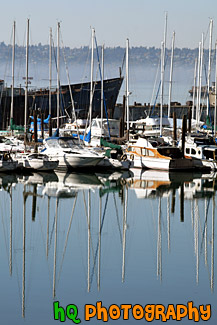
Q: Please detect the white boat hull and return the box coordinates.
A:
[129,155,197,171]
[48,153,103,170]
[22,159,59,171]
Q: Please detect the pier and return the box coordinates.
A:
[114,101,214,122]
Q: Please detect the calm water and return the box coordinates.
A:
[0,169,216,324]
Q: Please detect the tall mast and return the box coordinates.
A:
[214,42,217,137]
[10,21,15,130]
[160,41,164,136]
[126,38,129,137]
[196,42,201,126]
[57,22,60,129]
[207,19,213,115]
[198,33,204,124]
[101,44,104,137]
[168,31,175,118]
[89,28,95,131]
[162,12,168,102]
[163,12,168,61]
[24,19,29,140]
[192,58,197,120]
[49,27,52,116]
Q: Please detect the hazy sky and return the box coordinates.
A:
[1,0,217,49]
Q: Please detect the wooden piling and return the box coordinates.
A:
[181,115,187,157]
[188,107,192,134]
[49,117,52,137]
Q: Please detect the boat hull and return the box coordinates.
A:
[129,155,197,171]
[0,161,18,172]
[49,154,104,170]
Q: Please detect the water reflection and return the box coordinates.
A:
[0,169,217,323]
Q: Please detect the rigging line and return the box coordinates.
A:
[203,63,212,126]
[113,192,123,244]
[200,197,211,254]
[60,34,81,140]
[121,51,126,76]
[49,205,56,247]
[83,63,100,142]
[90,193,109,288]
[82,190,98,282]
[52,38,65,116]
[150,52,169,117]
[57,195,77,283]
[94,36,111,138]
[149,57,161,113]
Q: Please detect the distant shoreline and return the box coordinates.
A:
[0,42,213,66]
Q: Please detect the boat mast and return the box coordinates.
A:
[214,42,217,137]
[196,41,201,127]
[57,22,60,129]
[207,19,213,116]
[89,28,95,131]
[160,41,164,136]
[49,27,52,116]
[160,12,167,135]
[192,58,197,120]
[24,19,29,141]
[126,38,129,138]
[101,44,104,137]
[168,31,175,118]
[10,21,15,132]
[198,33,204,125]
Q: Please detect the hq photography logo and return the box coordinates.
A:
[53,301,212,323]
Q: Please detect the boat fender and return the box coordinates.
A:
[130,154,134,161]
[121,154,127,161]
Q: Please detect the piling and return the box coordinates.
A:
[173,112,177,145]
[181,115,187,157]
[180,183,184,222]
[49,117,52,137]
[188,107,192,134]
[33,110,38,152]
[171,189,176,214]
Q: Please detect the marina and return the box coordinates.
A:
[1,6,217,324]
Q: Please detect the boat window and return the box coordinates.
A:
[135,148,141,155]
[157,147,182,158]
[92,120,98,127]
[191,148,196,155]
[147,149,154,157]
[203,149,214,160]
[58,139,70,148]
[46,139,60,148]
[58,138,76,148]
[186,148,190,154]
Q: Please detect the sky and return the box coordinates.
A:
[1,0,217,49]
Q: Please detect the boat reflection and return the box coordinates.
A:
[1,169,217,319]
